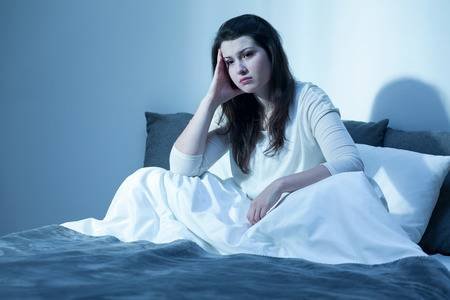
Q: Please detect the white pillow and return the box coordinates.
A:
[356,143,450,243]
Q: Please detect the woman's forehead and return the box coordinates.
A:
[221,36,258,58]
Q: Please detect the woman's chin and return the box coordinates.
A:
[238,84,257,93]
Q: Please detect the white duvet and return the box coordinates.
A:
[61,167,426,265]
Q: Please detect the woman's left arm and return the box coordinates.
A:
[274,164,331,194]
[248,164,331,225]
[248,111,364,225]
[276,110,365,193]
[277,111,364,193]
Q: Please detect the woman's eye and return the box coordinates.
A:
[244,52,253,58]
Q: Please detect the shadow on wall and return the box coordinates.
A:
[370,78,450,132]
[367,78,450,245]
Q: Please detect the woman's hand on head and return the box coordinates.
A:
[247,181,284,225]
[206,49,245,106]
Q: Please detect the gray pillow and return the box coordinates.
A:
[143,116,389,168]
[144,112,193,169]
[342,119,389,146]
[384,128,450,255]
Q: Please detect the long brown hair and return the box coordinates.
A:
[211,14,296,174]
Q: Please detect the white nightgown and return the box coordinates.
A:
[169,81,364,199]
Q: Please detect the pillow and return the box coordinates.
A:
[144,112,193,169]
[207,119,391,180]
[383,127,450,255]
[142,113,388,170]
[356,143,450,244]
[342,119,389,146]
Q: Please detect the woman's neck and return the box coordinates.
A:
[255,86,273,130]
[256,96,274,118]
[256,97,273,131]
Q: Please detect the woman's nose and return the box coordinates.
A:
[238,62,248,75]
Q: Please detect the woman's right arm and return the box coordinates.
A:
[169,48,243,176]
[172,95,218,157]
[169,97,227,176]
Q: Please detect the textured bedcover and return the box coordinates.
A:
[0,225,449,299]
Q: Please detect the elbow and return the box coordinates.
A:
[354,156,365,172]
[169,146,203,177]
[342,154,365,173]
[169,163,201,177]
[324,155,365,176]
[170,168,201,177]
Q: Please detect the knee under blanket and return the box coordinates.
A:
[61,168,426,265]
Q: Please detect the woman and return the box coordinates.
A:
[169,14,364,225]
[62,14,426,264]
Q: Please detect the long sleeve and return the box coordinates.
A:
[169,107,230,177]
[315,111,365,175]
[305,84,364,175]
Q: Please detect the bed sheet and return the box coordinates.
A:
[0,225,449,299]
[430,253,450,271]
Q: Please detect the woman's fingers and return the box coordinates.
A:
[258,206,266,222]
[215,49,223,72]
[253,206,262,224]
[213,49,226,86]
[259,206,267,221]
[247,203,268,225]
[248,203,256,225]
[247,206,253,224]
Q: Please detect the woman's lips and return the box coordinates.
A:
[240,78,253,84]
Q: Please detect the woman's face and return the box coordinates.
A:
[220,36,272,98]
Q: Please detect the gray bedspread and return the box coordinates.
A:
[0,225,449,299]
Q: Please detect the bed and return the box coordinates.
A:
[1,114,449,299]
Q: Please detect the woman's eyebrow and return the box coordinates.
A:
[223,47,255,59]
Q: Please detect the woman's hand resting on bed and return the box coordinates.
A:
[247,181,284,225]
